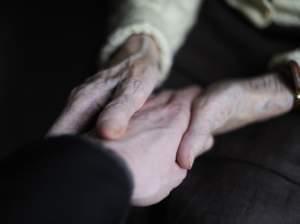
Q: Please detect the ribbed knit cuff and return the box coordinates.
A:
[100,23,172,84]
[270,49,300,68]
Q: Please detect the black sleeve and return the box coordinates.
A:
[0,135,133,224]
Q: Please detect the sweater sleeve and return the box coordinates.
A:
[101,0,203,83]
[1,136,133,224]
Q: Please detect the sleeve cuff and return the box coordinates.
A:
[100,23,172,84]
[269,49,300,68]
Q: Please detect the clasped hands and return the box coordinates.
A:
[48,35,293,207]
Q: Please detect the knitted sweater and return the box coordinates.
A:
[101,0,300,82]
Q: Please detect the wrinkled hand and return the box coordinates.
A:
[177,75,294,169]
[90,87,201,206]
[48,34,161,139]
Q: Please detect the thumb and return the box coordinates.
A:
[177,98,214,169]
[96,69,158,139]
[47,78,117,136]
[177,133,214,169]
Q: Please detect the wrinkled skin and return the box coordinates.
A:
[47,33,294,205]
[177,75,293,169]
[88,87,201,206]
[48,34,161,139]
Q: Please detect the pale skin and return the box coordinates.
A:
[177,74,294,169]
[89,87,201,206]
[48,34,294,204]
[48,35,161,139]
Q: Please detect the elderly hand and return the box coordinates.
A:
[89,87,201,206]
[48,34,162,139]
[177,74,294,169]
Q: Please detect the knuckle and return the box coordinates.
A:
[130,79,143,93]
[190,127,210,138]
[68,85,84,102]
[95,76,116,87]
[68,84,99,107]
[106,95,129,110]
[120,80,147,104]
[194,97,207,109]
[124,78,144,94]
[162,103,186,124]
[128,60,149,79]
[86,69,123,87]
[117,94,130,106]
[168,102,184,115]
[130,58,144,70]
[133,89,147,105]
[102,110,125,122]
[85,71,103,83]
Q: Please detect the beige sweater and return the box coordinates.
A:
[101,0,300,83]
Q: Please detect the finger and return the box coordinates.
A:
[172,86,202,106]
[176,98,214,169]
[96,67,158,139]
[140,90,174,111]
[85,62,127,83]
[178,133,214,170]
[131,86,201,130]
[168,86,202,131]
[48,76,119,136]
[130,91,175,123]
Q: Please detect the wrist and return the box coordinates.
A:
[126,34,160,57]
[86,137,135,200]
[272,60,300,110]
[110,34,161,69]
[241,74,294,121]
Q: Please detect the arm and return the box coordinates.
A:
[4,91,200,224]
[49,87,200,208]
[177,73,294,169]
[48,0,203,140]
[1,136,133,224]
[216,73,293,134]
[101,0,204,82]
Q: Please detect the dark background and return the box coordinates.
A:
[0,7,112,155]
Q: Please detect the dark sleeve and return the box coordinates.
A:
[0,135,133,224]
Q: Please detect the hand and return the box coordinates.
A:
[89,87,201,206]
[177,74,294,169]
[48,34,162,139]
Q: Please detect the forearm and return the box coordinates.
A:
[241,74,294,120]
[214,74,294,134]
[108,34,161,68]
